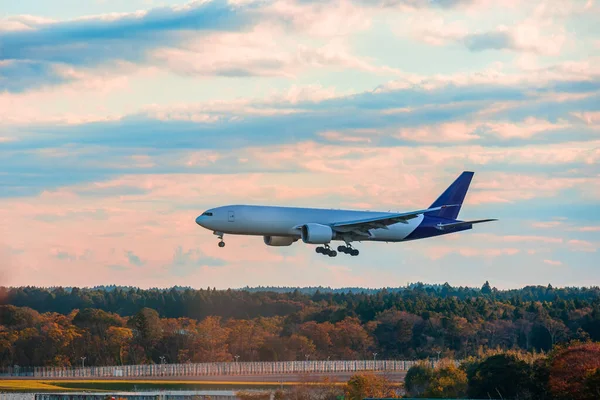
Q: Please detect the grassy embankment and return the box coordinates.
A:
[0,379,349,393]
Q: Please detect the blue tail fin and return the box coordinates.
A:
[427,171,474,220]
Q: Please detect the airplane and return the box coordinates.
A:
[195,171,497,257]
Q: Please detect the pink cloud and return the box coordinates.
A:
[428,246,520,260]
[571,111,600,126]
[544,259,563,266]
[264,0,371,37]
[319,130,377,143]
[567,239,597,253]
[150,25,403,79]
[569,226,600,232]
[531,221,564,229]
[500,235,563,244]
[482,118,568,139]
[401,9,568,56]
[396,122,480,143]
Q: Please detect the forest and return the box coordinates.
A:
[1,282,600,368]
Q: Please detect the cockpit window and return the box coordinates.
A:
[202,212,213,216]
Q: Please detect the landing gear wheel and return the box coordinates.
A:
[316,247,324,254]
[350,249,359,256]
[218,241,225,248]
[337,245,347,253]
[328,250,337,257]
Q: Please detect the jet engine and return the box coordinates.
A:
[301,223,334,244]
[264,236,297,246]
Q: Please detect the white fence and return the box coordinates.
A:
[16,360,438,379]
[0,395,35,400]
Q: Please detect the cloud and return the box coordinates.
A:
[531,221,563,229]
[150,30,403,78]
[0,1,256,91]
[569,226,600,232]
[406,14,568,56]
[0,0,406,92]
[462,23,566,55]
[0,60,70,92]
[571,111,600,125]
[170,246,226,277]
[567,239,597,253]
[0,1,254,65]
[428,246,520,260]
[55,251,76,261]
[500,235,563,244]
[125,250,145,266]
[544,259,562,266]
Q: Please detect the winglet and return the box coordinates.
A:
[427,171,474,220]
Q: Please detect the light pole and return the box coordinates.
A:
[159,356,166,376]
[373,353,378,371]
[81,357,86,369]
[436,351,441,362]
[305,354,310,362]
[234,355,239,363]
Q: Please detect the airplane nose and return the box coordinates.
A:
[195,215,204,225]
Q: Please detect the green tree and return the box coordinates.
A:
[467,354,534,399]
[128,307,162,358]
[405,363,433,397]
[584,369,600,399]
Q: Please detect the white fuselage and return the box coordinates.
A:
[195,205,423,242]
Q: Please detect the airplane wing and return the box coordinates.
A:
[331,205,459,235]
[435,219,498,230]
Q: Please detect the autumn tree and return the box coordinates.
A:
[344,373,397,400]
[331,318,373,359]
[423,362,467,398]
[549,342,600,400]
[298,321,334,359]
[107,327,133,365]
[193,316,231,362]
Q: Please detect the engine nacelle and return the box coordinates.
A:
[264,236,297,246]
[301,223,334,244]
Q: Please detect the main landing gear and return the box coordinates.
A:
[338,245,359,256]
[316,244,360,257]
[214,231,225,247]
[316,246,337,257]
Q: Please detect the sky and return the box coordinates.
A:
[0,0,599,290]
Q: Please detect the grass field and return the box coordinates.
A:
[0,379,344,393]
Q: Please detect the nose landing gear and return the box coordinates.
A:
[214,231,225,248]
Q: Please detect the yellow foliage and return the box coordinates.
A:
[344,373,398,400]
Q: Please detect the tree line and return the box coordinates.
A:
[403,342,600,399]
[1,282,600,367]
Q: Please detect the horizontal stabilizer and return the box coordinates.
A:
[435,219,498,231]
